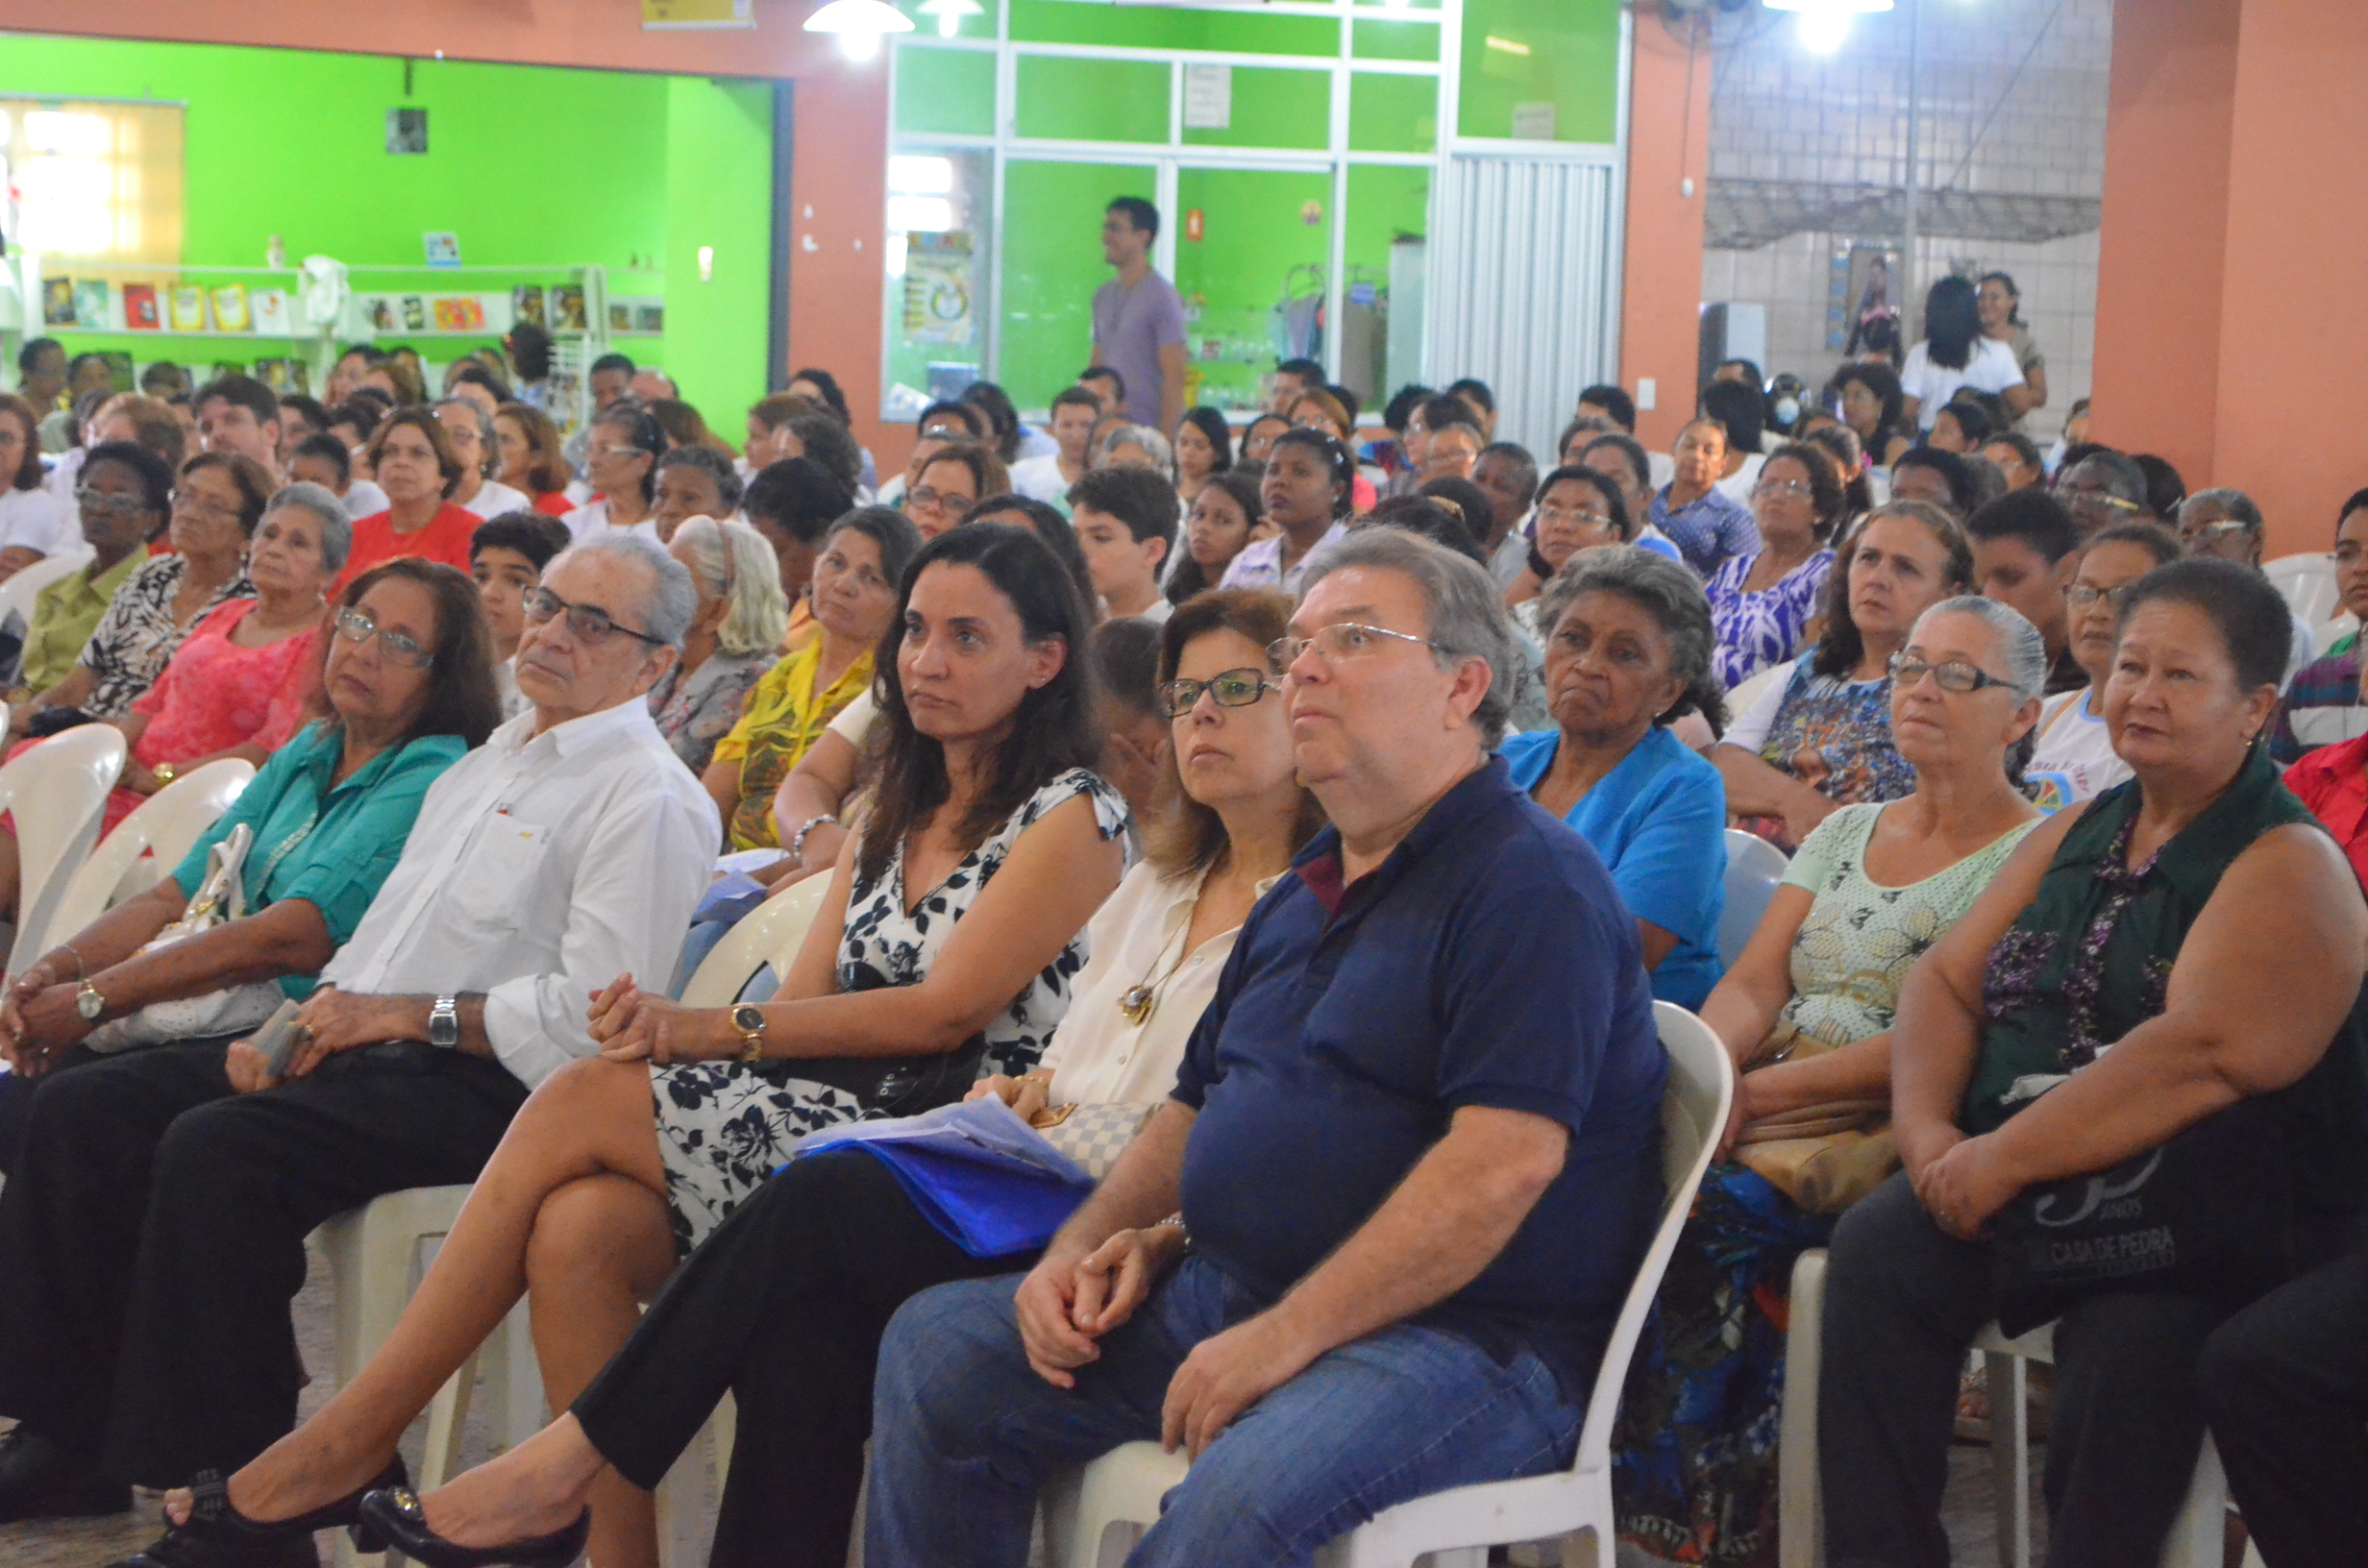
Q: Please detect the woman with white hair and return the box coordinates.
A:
[647,515,791,773]
[1095,422,1175,484]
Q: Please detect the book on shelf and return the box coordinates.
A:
[42,278,76,326]
[210,283,251,333]
[637,304,664,332]
[400,295,428,331]
[168,286,209,333]
[551,285,586,331]
[512,284,545,326]
[250,288,292,334]
[72,280,111,330]
[608,303,633,333]
[122,284,160,331]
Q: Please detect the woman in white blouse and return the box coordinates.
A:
[1899,276,2032,433]
[190,587,1320,1568]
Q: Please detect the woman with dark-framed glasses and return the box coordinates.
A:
[1503,464,1637,631]
[1704,441,1849,688]
[2026,521,2183,808]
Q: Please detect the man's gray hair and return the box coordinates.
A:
[1098,423,1175,483]
[1914,595,2048,699]
[263,481,355,576]
[2182,486,2263,532]
[1298,526,1523,747]
[559,532,697,649]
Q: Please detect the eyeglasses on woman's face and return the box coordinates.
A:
[1156,667,1276,719]
[333,608,435,669]
[2065,582,2134,612]
[1753,478,1814,502]
[1268,622,1436,669]
[522,586,667,649]
[1888,652,2014,695]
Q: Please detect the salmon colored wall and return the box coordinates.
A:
[2,2,892,453]
[1617,10,1713,455]
[2094,0,2368,555]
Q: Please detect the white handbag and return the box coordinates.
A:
[83,821,299,1053]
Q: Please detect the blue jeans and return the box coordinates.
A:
[866,1255,1584,1568]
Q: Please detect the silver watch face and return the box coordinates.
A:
[75,987,103,1021]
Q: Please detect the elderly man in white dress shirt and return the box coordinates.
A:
[0,533,717,1521]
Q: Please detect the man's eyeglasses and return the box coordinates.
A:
[1155,668,1277,719]
[2065,582,2134,611]
[1268,622,1437,668]
[522,587,668,649]
[2060,488,2142,516]
[333,608,435,670]
[2182,520,2256,543]
[1888,653,2016,695]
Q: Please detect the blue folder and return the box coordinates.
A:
[789,1097,1096,1258]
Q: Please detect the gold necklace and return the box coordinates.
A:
[1118,924,1192,1027]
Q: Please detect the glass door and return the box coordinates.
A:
[1172,163,1334,414]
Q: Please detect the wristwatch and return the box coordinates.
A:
[731,1003,768,1065]
[74,979,106,1022]
[428,994,460,1049]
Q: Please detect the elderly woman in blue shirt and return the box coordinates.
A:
[1498,545,1728,1009]
[0,556,503,1085]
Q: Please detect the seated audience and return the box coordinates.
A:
[1505,465,1640,629]
[81,392,189,481]
[1982,430,2047,491]
[1009,387,1102,507]
[1700,379,1770,505]
[285,431,379,523]
[1821,559,2368,1568]
[1831,361,1913,469]
[0,393,73,579]
[2175,487,2318,682]
[2054,448,2154,536]
[562,404,666,543]
[2271,487,2368,763]
[1093,423,1176,486]
[1239,411,1290,466]
[1965,487,2089,695]
[648,397,729,459]
[1617,596,2044,1567]
[876,403,988,510]
[1220,428,1352,596]
[9,452,266,737]
[1172,406,1231,505]
[1069,466,1178,624]
[1500,547,1730,1007]
[905,440,1007,541]
[1798,421,1875,516]
[1418,421,1484,486]
[651,448,744,545]
[432,400,532,521]
[2134,453,2189,522]
[2026,522,2185,809]
[956,381,1031,468]
[191,375,285,482]
[1165,470,1262,605]
[1577,432,1685,559]
[1086,616,1170,827]
[469,512,574,719]
[742,457,857,647]
[741,392,814,470]
[170,522,1121,1568]
[9,442,170,699]
[960,495,1098,613]
[1470,440,1542,586]
[1379,394,1474,501]
[773,411,866,501]
[648,515,790,773]
[1705,442,1846,688]
[1576,382,1638,434]
[493,402,575,517]
[0,558,496,1165]
[1654,418,1761,576]
[706,507,917,853]
[1927,400,1987,455]
[1714,501,1975,848]
[862,527,1666,1568]
[1888,446,1982,518]
[336,409,482,593]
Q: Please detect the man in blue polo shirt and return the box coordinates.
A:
[865,527,1667,1568]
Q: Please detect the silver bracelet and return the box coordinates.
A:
[789,814,840,868]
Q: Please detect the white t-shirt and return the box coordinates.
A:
[826,687,878,746]
[562,498,657,543]
[1724,657,1795,754]
[2024,687,2129,812]
[1714,452,1766,508]
[1901,339,2026,429]
[0,484,76,555]
[342,479,391,521]
[458,478,534,520]
[1008,453,1074,507]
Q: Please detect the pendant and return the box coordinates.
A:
[1118,985,1157,1025]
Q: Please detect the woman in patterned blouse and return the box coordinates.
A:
[1704,441,1847,689]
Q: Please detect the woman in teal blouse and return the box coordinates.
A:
[0,557,503,1073]
[1499,546,1729,1009]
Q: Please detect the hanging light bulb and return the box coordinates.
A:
[803,0,914,61]
[1761,0,1890,53]
[915,0,983,37]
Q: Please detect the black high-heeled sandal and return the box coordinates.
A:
[112,1456,408,1568]
[354,1484,590,1568]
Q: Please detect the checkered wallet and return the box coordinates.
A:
[1031,1101,1157,1180]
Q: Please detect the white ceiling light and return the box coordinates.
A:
[915,0,983,36]
[1762,0,1889,52]
[803,0,914,61]
[1760,0,1893,12]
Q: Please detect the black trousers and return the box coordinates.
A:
[572,1146,1033,1568]
[1818,1171,2225,1568]
[0,1038,527,1486]
[2198,1247,2368,1568]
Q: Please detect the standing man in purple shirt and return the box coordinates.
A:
[1091,198,1189,438]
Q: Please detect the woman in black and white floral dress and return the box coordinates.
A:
[179,523,1123,1568]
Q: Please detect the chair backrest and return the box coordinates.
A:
[2264,553,2340,626]
[679,874,834,1008]
[1,723,128,977]
[1717,828,1789,969]
[2318,612,2359,656]
[1724,657,1788,715]
[0,548,95,636]
[37,758,255,956]
[1573,1001,1735,1475]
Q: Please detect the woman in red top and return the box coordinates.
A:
[495,401,577,518]
[2286,731,2368,890]
[335,407,480,594]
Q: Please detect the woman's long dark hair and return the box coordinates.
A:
[1922,276,1983,372]
[1177,406,1235,476]
[857,524,1103,887]
[1166,470,1263,605]
[322,558,503,747]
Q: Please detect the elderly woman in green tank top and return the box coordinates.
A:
[1819,557,2368,1568]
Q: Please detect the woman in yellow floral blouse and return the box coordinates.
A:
[703,507,920,850]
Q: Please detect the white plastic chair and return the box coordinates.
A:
[1725,658,1788,716]
[0,546,94,637]
[2264,553,2340,628]
[1,723,127,978]
[2316,612,2358,655]
[34,757,254,955]
[1718,828,1789,970]
[679,874,832,1007]
[1777,1248,2227,1568]
[1040,1001,1735,1568]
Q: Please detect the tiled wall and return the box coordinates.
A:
[1696,0,2112,441]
